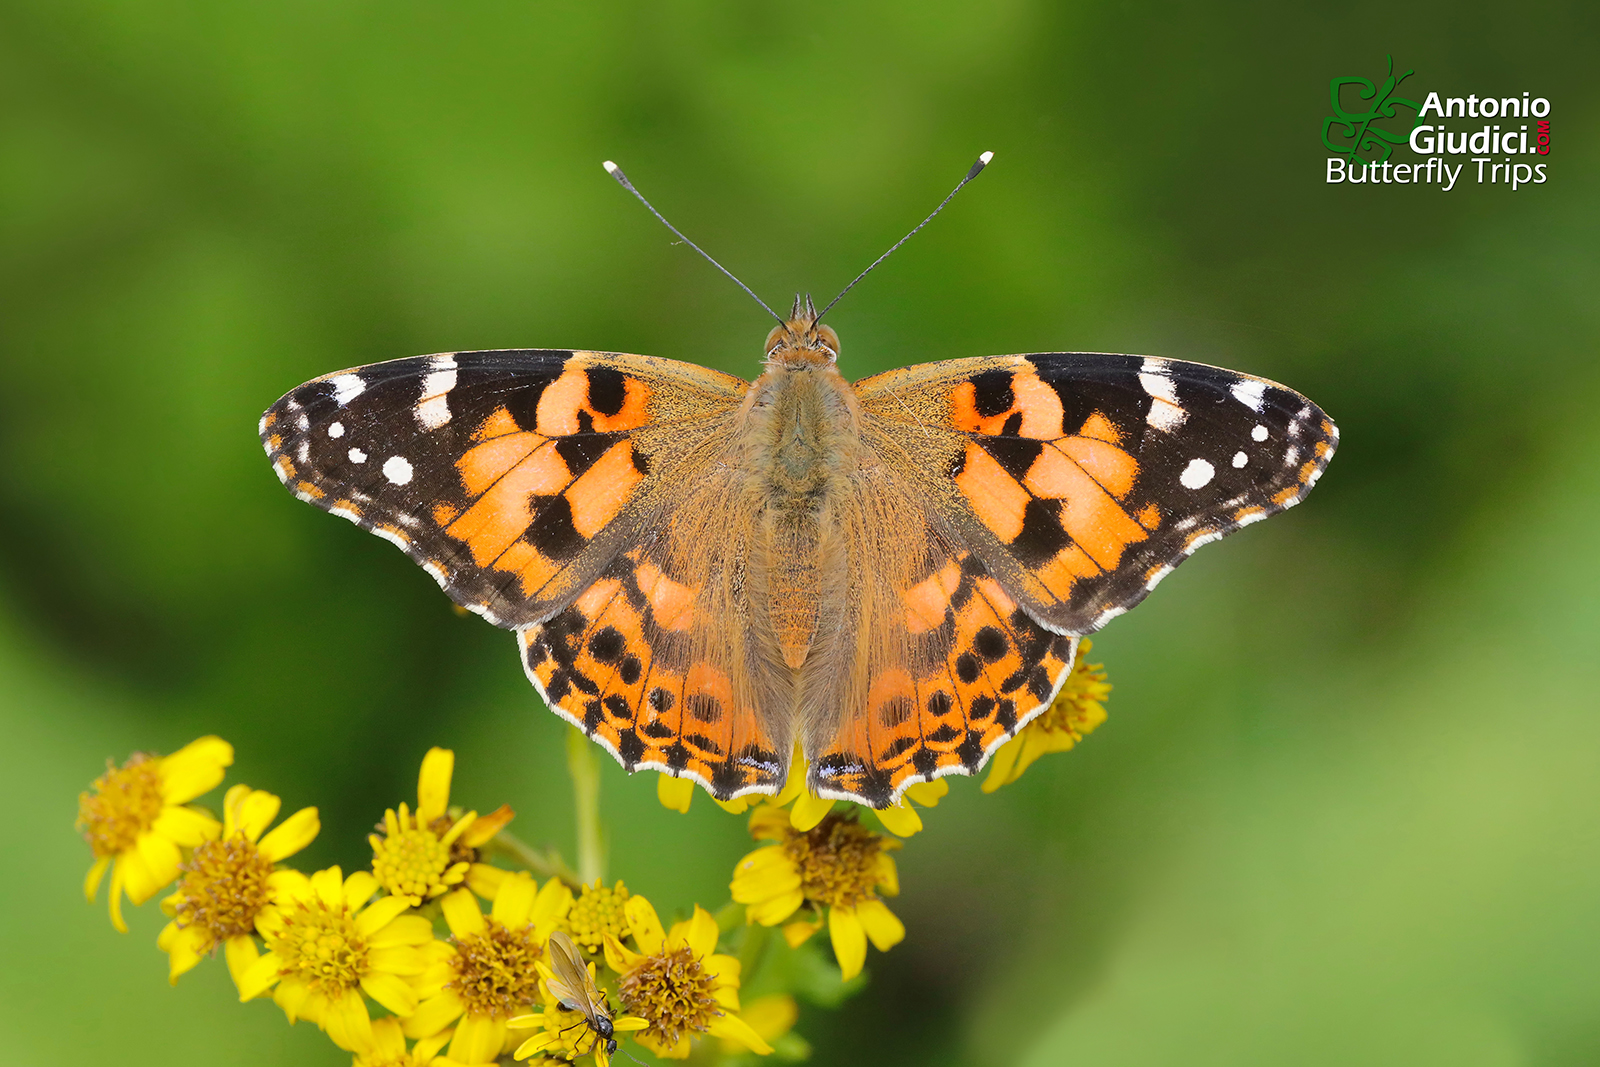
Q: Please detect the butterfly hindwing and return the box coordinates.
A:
[801,487,1078,804]
[855,352,1338,635]
[517,464,794,801]
[261,349,747,628]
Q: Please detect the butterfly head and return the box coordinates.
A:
[764,293,841,369]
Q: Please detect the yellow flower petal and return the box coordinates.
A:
[903,778,948,806]
[730,846,800,901]
[224,934,259,989]
[324,987,375,1052]
[415,1028,455,1061]
[774,748,807,806]
[706,1011,774,1055]
[257,806,319,861]
[460,803,515,848]
[274,976,312,1021]
[624,895,665,955]
[355,894,412,937]
[733,993,798,1044]
[513,1030,557,1060]
[222,783,253,837]
[782,917,822,948]
[603,932,641,974]
[361,970,420,1017]
[441,887,488,938]
[309,866,345,908]
[158,735,233,804]
[449,1012,507,1065]
[528,877,573,940]
[828,905,867,981]
[83,855,109,903]
[980,734,1023,792]
[417,747,454,824]
[490,871,537,927]
[440,810,477,847]
[232,789,282,842]
[872,800,922,837]
[343,869,380,911]
[162,922,207,984]
[151,804,220,848]
[657,773,694,813]
[403,990,466,1039]
[789,791,835,831]
[365,1015,409,1058]
[854,899,905,951]
[875,851,900,897]
[682,905,719,957]
[368,914,435,949]
[128,830,182,903]
[748,804,792,840]
[713,794,753,814]
[237,951,284,1001]
[746,888,805,927]
[466,862,508,900]
[106,861,128,932]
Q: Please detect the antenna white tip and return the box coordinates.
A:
[602,160,618,174]
[979,150,994,164]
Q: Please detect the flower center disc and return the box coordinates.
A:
[449,919,542,1018]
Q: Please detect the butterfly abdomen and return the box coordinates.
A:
[739,363,864,673]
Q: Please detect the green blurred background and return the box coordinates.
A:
[3,1,1597,1064]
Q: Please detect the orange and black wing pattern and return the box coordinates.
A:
[856,352,1338,635]
[260,349,746,628]
[803,497,1079,806]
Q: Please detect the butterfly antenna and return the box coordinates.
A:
[816,150,994,323]
[603,160,785,326]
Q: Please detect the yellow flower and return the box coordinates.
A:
[720,994,800,1055]
[371,747,515,906]
[237,866,435,1052]
[352,1017,453,1067]
[78,736,233,932]
[730,806,904,981]
[507,957,647,1065]
[157,784,320,986]
[764,747,946,838]
[405,873,573,1065]
[982,640,1110,792]
[655,773,754,814]
[603,896,772,1059]
[565,879,631,953]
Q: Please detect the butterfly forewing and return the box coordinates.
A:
[261,348,748,627]
[855,352,1338,634]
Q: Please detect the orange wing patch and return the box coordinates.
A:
[519,548,786,800]
[810,550,1078,807]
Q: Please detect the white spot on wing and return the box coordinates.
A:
[1179,458,1215,489]
[1232,451,1248,468]
[1230,379,1267,411]
[328,421,344,438]
[330,374,365,406]
[1145,564,1173,590]
[296,440,309,463]
[383,456,413,484]
[1139,361,1187,432]
[1252,424,1269,442]
[416,355,458,431]
[348,448,367,464]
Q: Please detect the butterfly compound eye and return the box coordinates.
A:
[815,323,841,359]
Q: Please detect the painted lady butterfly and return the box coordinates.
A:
[261,155,1336,809]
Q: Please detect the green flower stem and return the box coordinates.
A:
[483,830,581,889]
[566,725,605,885]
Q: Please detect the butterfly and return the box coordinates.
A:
[260,154,1337,809]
